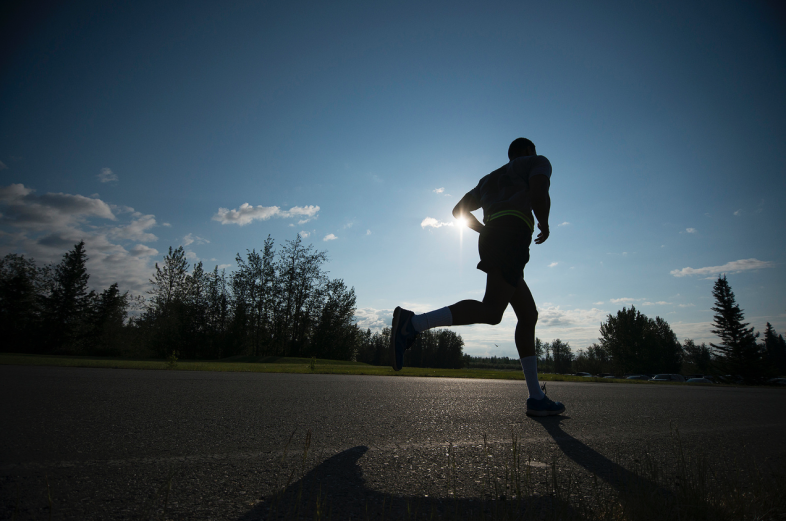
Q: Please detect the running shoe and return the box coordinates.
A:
[526,395,566,417]
[390,306,418,371]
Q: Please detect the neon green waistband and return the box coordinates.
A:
[485,210,534,231]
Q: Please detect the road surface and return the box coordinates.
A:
[1,365,784,519]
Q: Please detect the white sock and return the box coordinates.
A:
[411,306,453,333]
[521,356,545,400]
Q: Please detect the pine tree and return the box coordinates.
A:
[45,241,91,352]
[763,323,786,376]
[710,275,762,382]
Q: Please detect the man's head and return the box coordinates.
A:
[508,138,536,160]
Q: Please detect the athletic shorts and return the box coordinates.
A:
[476,216,533,287]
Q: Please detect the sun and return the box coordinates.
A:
[457,216,468,228]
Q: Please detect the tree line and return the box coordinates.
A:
[0,236,467,367]
[2,239,782,380]
[463,276,785,383]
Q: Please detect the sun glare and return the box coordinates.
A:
[457,216,468,228]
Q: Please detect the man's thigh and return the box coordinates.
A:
[481,269,517,315]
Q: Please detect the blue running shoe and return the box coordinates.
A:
[390,307,418,371]
[526,395,566,417]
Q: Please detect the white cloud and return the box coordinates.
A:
[182,233,209,247]
[421,217,453,229]
[733,209,742,216]
[686,228,697,234]
[97,167,118,183]
[162,222,171,227]
[609,297,643,304]
[212,203,320,226]
[0,183,166,294]
[678,303,695,308]
[0,184,116,228]
[557,222,570,227]
[366,229,371,235]
[670,258,775,277]
[300,231,310,238]
[548,262,559,268]
[110,215,157,242]
[323,233,337,241]
[130,244,158,257]
[218,263,231,270]
[433,187,445,194]
[593,301,605,305]
[354,307,394,332]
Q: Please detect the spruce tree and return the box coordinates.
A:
[763,322,786,376]
[46,241,91,352]
[710,275,762,381]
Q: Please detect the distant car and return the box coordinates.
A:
[626,375,649,380]
[603,375,618,379]
[650,374,686,382]
[766,378,786,386]
[686,378,713,384]
[573,372,593,377]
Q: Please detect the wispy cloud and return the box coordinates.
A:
[97,167,118,183]
[421,217,453,229]
[733,209,742,216]
[212,204,320,226]
[366,229,371,235]
[558,222,570,227]
[670,258,775,277]
[685,228,697,234]
[0,161,7,171]
[182,233,209,247]
[323,233,337,241]
[548,262,559,268]
[433,187,444,194]
[300,231,310,238]
[610,297,643,304]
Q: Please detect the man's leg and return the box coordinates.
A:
[391,270,514,371]
[509,277,565,416]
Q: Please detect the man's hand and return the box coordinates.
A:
[534,222,550,244]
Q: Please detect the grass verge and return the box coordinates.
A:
[0,353,721,385]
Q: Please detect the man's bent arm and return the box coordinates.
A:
[530,175,550,244]
[452,192,484,233]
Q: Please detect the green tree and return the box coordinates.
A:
[87,283,129,355]
[144,246,191,357]
[573,343,611,375]
[311,278,358,360]
[710,276,762,382]
[0,254,50,353]
[599,306,682,375]
[45,241,91,352]
[763,323,786,376]
[550,338,574,374]
[682,339,712,374]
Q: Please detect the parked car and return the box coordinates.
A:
[573,372,593,377]
[625,375,650,380]
[650,374,686,382]
[766,377,786,386]
[686,378,713,384]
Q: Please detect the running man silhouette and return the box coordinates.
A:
[390,138,565,416]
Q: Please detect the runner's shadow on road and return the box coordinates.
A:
[238,445,579,520]
[531,415,653,491]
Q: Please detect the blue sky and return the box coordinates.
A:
[1,0,784,357]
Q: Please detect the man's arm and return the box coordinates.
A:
[530,175,550,244]
[452,192,484,233]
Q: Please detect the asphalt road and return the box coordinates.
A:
[1,365,784,520]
